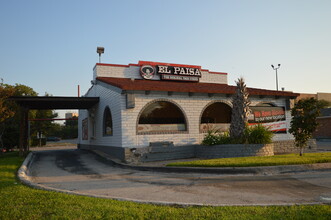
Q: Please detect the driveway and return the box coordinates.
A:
[25,149,331,206]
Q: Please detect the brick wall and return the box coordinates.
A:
[124,142,274,163]
[195,144,274,158]
[273,139,317,154]
[79,81,123,147]
[314,117,331,139]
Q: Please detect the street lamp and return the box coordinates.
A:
[271,64,281,91]
[97,47,105,63]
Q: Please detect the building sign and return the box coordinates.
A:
[140,64,202,82]
[157,65,201,82]
[161,74,199,82]
[248,106,286,133]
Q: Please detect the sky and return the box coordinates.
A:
[1,1,331,104]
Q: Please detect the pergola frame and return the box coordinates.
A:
[8,96,99,154]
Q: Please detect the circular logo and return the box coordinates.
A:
[140,65,155,80]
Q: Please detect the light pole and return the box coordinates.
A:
[97,47,105,63]
[271,64,281,91]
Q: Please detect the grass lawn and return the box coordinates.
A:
[0,152,330,219]
[167,152,331,168]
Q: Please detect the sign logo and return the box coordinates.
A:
[140,65,155,80]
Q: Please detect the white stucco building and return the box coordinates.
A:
[78,61,299,161]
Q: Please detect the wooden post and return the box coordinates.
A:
[23,108,29,153]
[19,107,29,156]
[19,108,24,156]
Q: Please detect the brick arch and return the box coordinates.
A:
[136,99,189,134]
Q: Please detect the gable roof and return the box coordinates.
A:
[97,77,299,98]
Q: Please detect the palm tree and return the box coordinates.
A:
[229,77,250,140]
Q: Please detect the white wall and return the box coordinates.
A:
[78,81,123,147]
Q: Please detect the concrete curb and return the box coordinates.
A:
[17,150,331,207]
[17,152,35,185]
[91,149,331,175]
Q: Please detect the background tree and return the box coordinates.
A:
[0,81,15,151]
[30,110,58,140]
[62,116,78,139]
[1,83,38,150]
[1,82,59,150]
[289,98,329,156]
[229,77,251,140]
[0,80,15,123]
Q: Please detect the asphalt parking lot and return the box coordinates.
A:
[23,148,331,206]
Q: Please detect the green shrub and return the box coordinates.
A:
[202,124,273,146]
[245,124,273,144]
[201,130,221,145]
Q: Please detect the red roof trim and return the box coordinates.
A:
[96,77,299,97]
[138,61,201,69]
[208,71,228,75]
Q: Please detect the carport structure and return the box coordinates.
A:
[9,96,99,154]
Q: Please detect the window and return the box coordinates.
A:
[103,107,113,136]
[200,102,232,132]
[138,101,187,134]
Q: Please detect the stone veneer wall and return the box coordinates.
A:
[81,139,317,163]
[195,144,274,159]
[127,142,274,163]
[273,139,317,154]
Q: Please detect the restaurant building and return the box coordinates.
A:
[78,61,300,161]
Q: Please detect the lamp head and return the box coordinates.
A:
[97,47,104,55]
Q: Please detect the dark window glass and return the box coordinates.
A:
[103,107,113,136]
[201,102,232,123]
[139,101,186,124]
[138,101,186,133]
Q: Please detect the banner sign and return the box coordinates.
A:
[248,106,286,133]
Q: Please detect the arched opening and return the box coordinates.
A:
[200,102,232,133]
[137,101,187,134]
[103,106,113,136]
